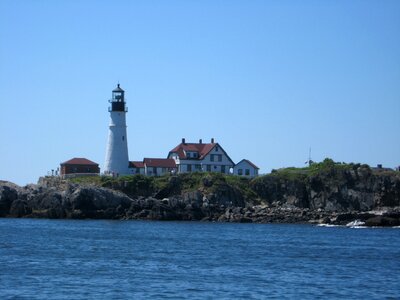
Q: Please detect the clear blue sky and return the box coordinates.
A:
[1,0,399,185]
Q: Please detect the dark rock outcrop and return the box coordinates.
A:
[251,166,400,213]
[1,166,399,227]
[0,181,20,217]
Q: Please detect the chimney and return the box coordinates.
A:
[182,138,186,144]
[377,164,382,169]
[211,138,214,143]
[199,139,202,144]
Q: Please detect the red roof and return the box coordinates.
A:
[168,141,235,165]
[144,158,176,168]
[61,158,98,166]
[169,142,216,160]
[237,159,259,169]
[129,161,145,168]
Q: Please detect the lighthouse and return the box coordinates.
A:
[104,84,130,175]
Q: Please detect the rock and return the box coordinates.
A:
[46,207,66,219]
[238,217,252,223]
[22,187,65,215]
[334,213,359,225]
[0,167,399,224]
[9,200,31,217]
[365,216,400,227]
[67,209,85,219]
[68,186,133,212]
[202,175,214,187]
[319,216,331,224]
[0,182,19,216]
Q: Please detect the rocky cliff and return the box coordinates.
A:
[1,160,399,226]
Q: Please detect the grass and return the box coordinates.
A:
[66,158,377,201]
[266,158,365,181]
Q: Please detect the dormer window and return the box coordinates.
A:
[186,152,198,159]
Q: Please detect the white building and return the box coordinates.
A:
[104,84,130,175]
[129,158,177,176]
[168,138,235,174]
[143,158,177,176]
[233,159,259,178]
[129,161,145,175]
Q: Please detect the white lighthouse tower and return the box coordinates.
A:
[104,84,130,175]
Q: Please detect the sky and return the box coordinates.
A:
[0,0,399,186]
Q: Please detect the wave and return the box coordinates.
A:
[346,220,365,227]
[316,221,400,229]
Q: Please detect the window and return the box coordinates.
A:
[221,165,225,173]
[245,169,250,175]
[122,136,125,141]
[187,164,192,172]
[195,164,201,170]
[238,169,243,175]
[215,146,219,151]
[193,152,198,158]
[186,152,191,158]
[218,155,222,162]
[210,154,214,162]
[206,165,211,172]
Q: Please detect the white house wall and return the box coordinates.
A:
[233,161,258,177]
[177,147,234,174]
[144,166,176,176]
[129,167,145,175]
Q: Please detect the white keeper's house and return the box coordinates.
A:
[129,138,259,177]
[167,138,235,174]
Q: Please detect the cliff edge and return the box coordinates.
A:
[1,159,399,226]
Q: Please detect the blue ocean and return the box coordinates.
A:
[0,219,399,299]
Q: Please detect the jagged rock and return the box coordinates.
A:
[202,175,214,187]
[0,168,399,226]
[9,200,31,217]
[365,216,400,227]
[68,186,133,211]
[0,182,20,216]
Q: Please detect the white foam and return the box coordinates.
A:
[316,224,341,228]
[346,220,365,227]
[348,225,368,229]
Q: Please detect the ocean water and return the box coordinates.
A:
[0,219,399,299]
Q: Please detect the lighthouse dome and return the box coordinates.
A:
[113,84,125,93]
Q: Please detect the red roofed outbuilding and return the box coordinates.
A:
[60,158,100,178]
[143,158,177,176]
[129,161,145,175]
[129,159,177,176]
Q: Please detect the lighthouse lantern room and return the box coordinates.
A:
[104,84,130,175]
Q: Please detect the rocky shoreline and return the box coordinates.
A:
[1,163,400,227]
